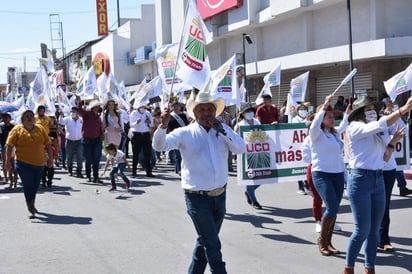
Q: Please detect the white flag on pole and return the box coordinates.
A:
[290,71,309,103]
[209,54,239,108]
[175,0,212,90]
[156,42,192,95]
[77,66,98,100]
[384,63,412,102]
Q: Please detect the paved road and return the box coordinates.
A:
[0,161,411,274]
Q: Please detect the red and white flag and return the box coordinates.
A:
[176,0,212,90]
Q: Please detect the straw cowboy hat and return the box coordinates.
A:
[186,92,225,119]
[348,96,384,122]
[88,100,102,110]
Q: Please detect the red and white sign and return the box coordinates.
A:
[197,0,243,20]
[96,0,108,36]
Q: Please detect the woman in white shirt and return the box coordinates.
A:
[343,95,412,274]
[310,95,349,257]
[235,103,262,210]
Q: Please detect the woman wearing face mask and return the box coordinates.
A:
[292,103,311,195]
[343,95,412,274]
[310,95,350,258]
[235,103,262,209]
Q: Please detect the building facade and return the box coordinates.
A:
[155,0,412,106]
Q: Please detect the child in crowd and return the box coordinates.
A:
[42,138,57,187]
[100,143,132,191]
[7,147,18,190]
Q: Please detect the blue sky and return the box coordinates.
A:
[0,0,154,84]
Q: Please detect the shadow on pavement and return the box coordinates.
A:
[32,212,92,225]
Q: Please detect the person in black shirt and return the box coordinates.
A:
[168,101,189,175]
[0,113,17,188]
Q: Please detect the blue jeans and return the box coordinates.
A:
[185,192,227,274]
[396,170,407,191]
[82,137,102,181]
[381,169,396,245]
[311,171,344,218]
[16,161,44,203]
[110,163,130,187]
[245,185,260,203]
[66,140,83,175]
[172,149,182,173]
[346,168,386,268]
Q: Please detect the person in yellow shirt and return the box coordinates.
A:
[34,105,51,135]
[5,109,53,219]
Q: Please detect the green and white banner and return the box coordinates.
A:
[237,123,410,185]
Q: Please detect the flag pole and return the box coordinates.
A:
[277,85,281,108]
[168,0,191,105]
[331,68,357,96]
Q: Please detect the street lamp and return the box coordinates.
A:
[243,33,253,102]
[347,0,355,97]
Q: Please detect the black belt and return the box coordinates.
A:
[184,185,226,197]
[67,139,81,142]
[133,132,149,135]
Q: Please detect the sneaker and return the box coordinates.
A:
[333,223,342,231]
[108,186,117,192]
[297,189,307,195]
[315,221,322,233]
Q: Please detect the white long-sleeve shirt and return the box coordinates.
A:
[58,116,83,141]
[153,122,245,191]
[347,117,389,170]
[129,110,154,133]
[309,109,348,173]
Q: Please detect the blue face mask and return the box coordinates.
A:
[245,112,254,120]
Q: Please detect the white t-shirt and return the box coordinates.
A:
[106,150,126,166]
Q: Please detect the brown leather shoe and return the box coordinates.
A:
[342,266,354,274]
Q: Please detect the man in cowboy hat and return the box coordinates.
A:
[153,91,245,274]
[76,96,104,184]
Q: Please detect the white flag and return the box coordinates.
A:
[290,71,309,103]
[384,63,412,102]
[255,83,272,106]
[155,42,192,95]
[30,67,55,116]
[286,93,298,123]
[175,0,212,90]
[263,63,281,87]
[133,76,163,108]
[209,55,239,108]
[77,66,98,100]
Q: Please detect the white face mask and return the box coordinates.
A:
[244,112,254,120]
[298,110,308,117]
[364,110,377,122]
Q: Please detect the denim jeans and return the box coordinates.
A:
[381,168,396,245]
[396,170,407,191]
[110,163,129,187]
[66,140,83,175]
[173,149,182,173]
[245,185,260,204]
[311,171,344,218]
[185,191,227,274]
[16,161,44,203]
[82,137,102,181]
[346,168,386,268]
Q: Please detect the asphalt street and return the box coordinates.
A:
[0,160,411,274]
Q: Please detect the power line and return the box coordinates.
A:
[0,6,139,16]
